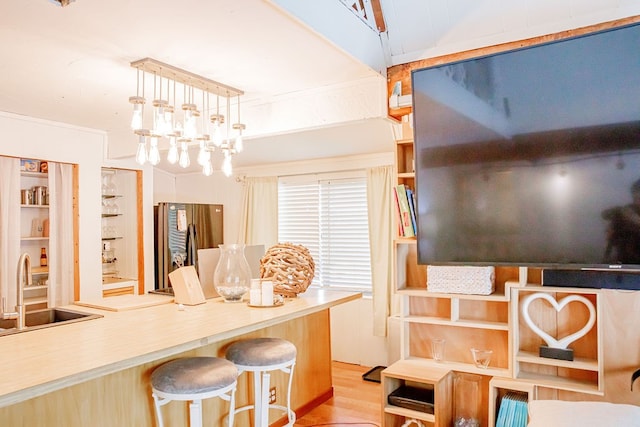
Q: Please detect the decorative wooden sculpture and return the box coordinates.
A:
[260,242,315,297]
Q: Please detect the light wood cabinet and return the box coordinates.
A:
[382,359,453,427]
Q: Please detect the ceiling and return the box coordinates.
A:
[1,0,639,173]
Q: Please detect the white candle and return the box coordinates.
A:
[249,288,262,305]
[261,281,274,306]
[250,278,262,289]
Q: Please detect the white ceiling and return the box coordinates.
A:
[1,0,639,173]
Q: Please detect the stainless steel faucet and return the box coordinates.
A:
[1,253,31,330]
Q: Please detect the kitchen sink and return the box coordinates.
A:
[0,307,103,336]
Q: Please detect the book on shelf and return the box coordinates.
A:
[496,391,528,427]
[393,186,405,237]
[395,184,415,237]
[406,187,417,236]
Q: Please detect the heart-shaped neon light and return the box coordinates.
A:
[521,292,596,349]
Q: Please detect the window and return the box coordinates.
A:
[278,172,372,292]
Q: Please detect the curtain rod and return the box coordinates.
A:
[235,167,372,183]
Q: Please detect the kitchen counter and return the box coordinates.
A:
[0,289,360,425]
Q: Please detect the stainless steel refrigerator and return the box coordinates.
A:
[154,202,223,291]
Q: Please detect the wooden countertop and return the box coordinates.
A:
[0,289,361,408]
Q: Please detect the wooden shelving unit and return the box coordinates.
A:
[381,359,453,427]
[100,167,145,296]
[510,285,603,395]
[20,164,49,311]
[385,104,605,425]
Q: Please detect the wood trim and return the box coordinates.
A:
[135,169,144,294]
[102,286,134,297]
[72,164,80,301]
[386,15,640,120]
[370,0,386,32]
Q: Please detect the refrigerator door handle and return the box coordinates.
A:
[186,223,198,268]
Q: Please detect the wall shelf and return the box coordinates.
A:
[511,286,603,395]
[20,171,47,179]
[404,315,509,331]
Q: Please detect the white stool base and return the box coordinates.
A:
[233,361,296,427]
[152,381,237,427]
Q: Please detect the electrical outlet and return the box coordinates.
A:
[269,387,276,404]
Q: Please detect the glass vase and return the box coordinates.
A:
[453,372,482,427]
[213,244,251,303]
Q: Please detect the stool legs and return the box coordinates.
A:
[255,371,270,427]
[189,400,203,427]
[244,363,296,427]
[285,363,296,425]
[152,386,237,427]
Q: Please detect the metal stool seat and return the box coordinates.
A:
[151,356,238,427]
[225,337,297,427]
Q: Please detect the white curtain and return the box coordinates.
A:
[0,157,21,309]
[48,162,74,306]
[238,176,278,248]
[366,165,395,337]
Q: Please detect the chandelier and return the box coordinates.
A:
[129,58,245,177]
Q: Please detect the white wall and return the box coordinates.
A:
[330,297,389,367]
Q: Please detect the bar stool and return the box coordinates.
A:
[225,337,297,427]
[150,356,238,427]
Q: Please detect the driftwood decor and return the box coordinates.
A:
[260,242,315,297]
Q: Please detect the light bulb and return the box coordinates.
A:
[131,107,143,130]
[153,101,166,135]
[222,152,233,177]
[197,140,209,166]
[232,123,245,153]
[235,134,243,153]
[135,138,147,165]
[182,104,198,139]
[163,106,174,135]
[167,136,178,164]
[213,121,222,147]
[179,140,190,168]
[129,96,145,130]
[148,136,161,166]
[203,159,213,176]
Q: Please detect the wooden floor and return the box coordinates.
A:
[295,361,382,427]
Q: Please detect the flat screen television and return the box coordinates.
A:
[412,21,640,271]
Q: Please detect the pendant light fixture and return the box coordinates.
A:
[129,58,245,175]
[232,93,246,153]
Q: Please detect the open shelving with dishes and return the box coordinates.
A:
[100,168,143,296]
[20,163,50,311]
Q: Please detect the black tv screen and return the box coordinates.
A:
[413,22,640,270]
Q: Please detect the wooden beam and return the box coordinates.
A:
[370,0,386,32]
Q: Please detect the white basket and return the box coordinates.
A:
[426,266,495,295]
